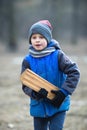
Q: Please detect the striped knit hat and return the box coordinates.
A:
[29,20,53,44]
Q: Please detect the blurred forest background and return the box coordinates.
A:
[0,0,87,130]
[0,0,87,51]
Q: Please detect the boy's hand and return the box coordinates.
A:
[38,88,48,98]
[32,88,48,99]
[50,90,66,108]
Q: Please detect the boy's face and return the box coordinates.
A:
[31,34,47,51]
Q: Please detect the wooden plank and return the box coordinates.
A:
[20,69,59,99]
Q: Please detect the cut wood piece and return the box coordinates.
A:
[20,69,59,99]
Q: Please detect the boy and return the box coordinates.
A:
[21,20,80,130]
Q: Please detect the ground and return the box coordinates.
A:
[0,39,87,130]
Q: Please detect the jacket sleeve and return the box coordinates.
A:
[58,50,80,95]
[21,58,34,97]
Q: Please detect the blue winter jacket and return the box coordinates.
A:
[21,40,80,117]
[25,50,70,117]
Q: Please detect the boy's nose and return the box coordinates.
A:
[36,37,40,42]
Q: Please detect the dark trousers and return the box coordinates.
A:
[33,111,66,130]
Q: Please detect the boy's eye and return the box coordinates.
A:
[31,34,44,40]
[32,36,36,39]
[39,36,44,39]
[32,36,44,39]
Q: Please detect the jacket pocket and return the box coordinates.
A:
[30,99,39,106]
[30,99,45,117]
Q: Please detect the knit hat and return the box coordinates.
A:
[29,20,53,44]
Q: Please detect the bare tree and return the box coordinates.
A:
[71,0,79,44]
[8,0,17,51]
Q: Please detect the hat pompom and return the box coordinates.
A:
[38,20,53,30]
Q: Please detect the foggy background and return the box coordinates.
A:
[0,0,87,51]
